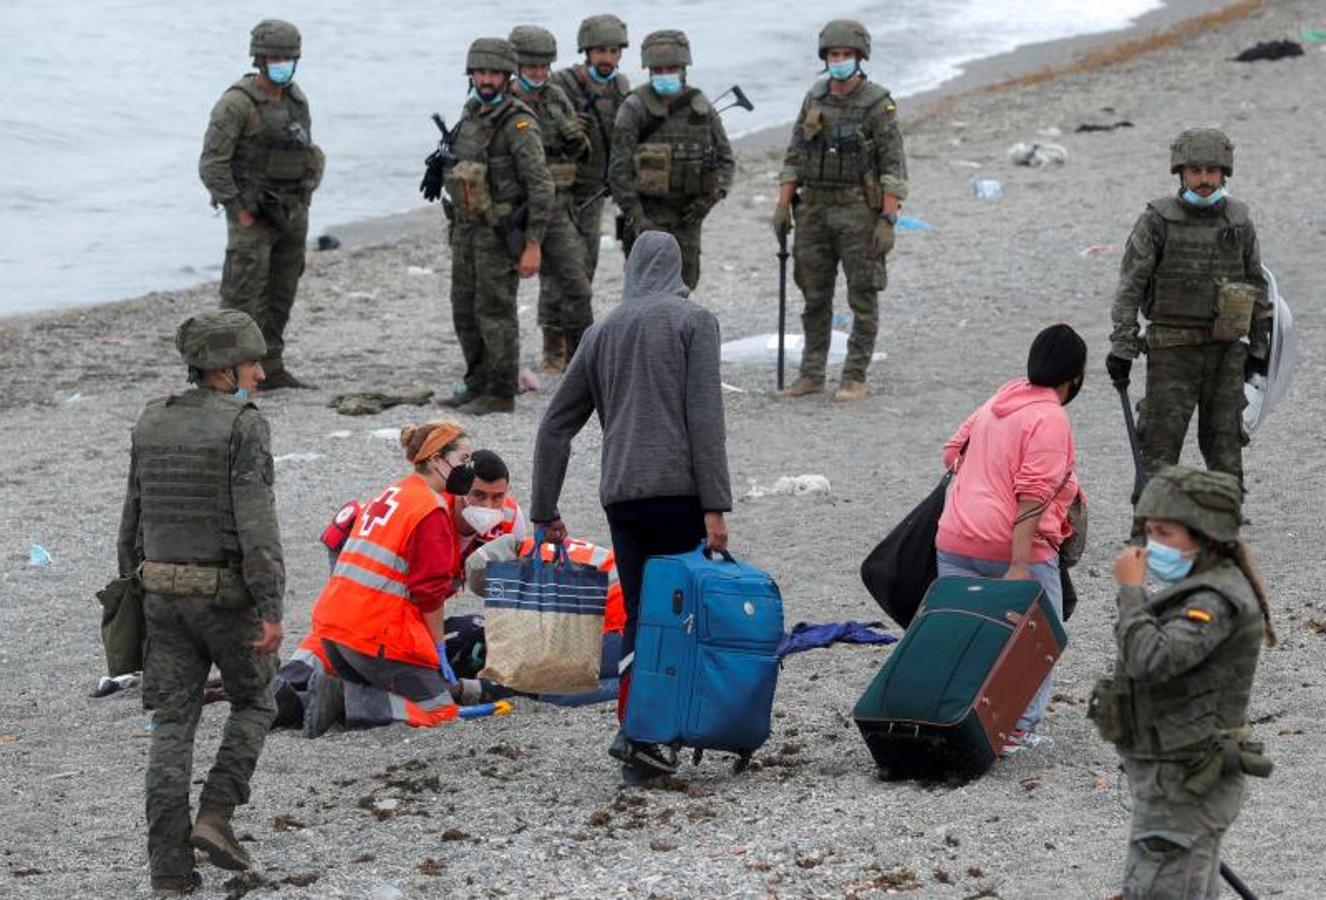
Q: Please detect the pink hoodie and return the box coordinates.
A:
[936,378,1084,564]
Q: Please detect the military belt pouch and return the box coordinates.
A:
[547,160,579,190]
[1182,734,1273,796]
[802,185,863,207]
[1148,277,1217,328]
[445,160,494,218]
[264,145,310,183]
[634,143,672,197]
[1211,282,1261,342]
[1087,677,1131,745]
[669,143,711,196]
[140,561,248,607]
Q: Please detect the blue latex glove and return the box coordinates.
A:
[438,643,458,686]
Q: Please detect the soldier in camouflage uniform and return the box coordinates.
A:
[1094,466,1275,898]
[772,20,908,403]
[440,38,556,416]
[1107,129,1269,487]
[508,25,595,375]
[118,310,285,893]
[548,16,632,319]
[200,20,325,390]
[608,30,734,290]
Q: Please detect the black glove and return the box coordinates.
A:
[1105,353,1132,385]
[420,155,445,202]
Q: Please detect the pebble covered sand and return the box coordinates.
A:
[2,1,1324,896]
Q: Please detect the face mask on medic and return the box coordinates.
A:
[461,505,505,535]
[432,454,475,495]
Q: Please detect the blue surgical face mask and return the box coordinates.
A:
[518,74,546,92]
[1182,186,1225,207]
[827,59,858,81]
[587,64,617,84]
[1145,539,1195,583]
[651,73,683,96]
[266,60,296,85]
[469,85,505,106]
[234,388,250,401]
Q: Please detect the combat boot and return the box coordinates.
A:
[463,395,515,416]
[260,357,314,390]
[540,328,567,375]
[775,376,825,399]
[151,871,202,894]
[190,803,250,871]
[833,379,868,402]
[440,384,480,409]
[565,328,585,362]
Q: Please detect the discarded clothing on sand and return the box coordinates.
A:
[1008,141,1067,167]
[329,389,434,416]
[1075,121,1134,133]
[777,621,896,659]
[1233,40,1304,62]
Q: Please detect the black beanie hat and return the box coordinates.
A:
[1027,323,1087,387]
[471,449,510,483]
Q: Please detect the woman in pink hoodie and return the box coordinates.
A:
[936,324,1087,754]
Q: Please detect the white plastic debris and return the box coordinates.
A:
[746,475,832,499]
[370,428,400,441]
[28,544,52,567]
[721,331,885,366]
[326,430,353,439]
[274,452,325,465]
[1008,141,1068,167]
[969,178,1003,199]
[406,265,434,276]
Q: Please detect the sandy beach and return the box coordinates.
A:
[3,0,1324,896]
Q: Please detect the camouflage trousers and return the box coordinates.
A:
[572,193,609,283]
[450,222,520,399]
[142,593,277,878]
[536,196,594,333]
[1139,340,1247,484]
[792,197,888,384]
[623,201,704,290]
[218,202,308,361]
[1122,758,1246,899]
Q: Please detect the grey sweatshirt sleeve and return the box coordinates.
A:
[530,347,597,522]
[684,310,732,512]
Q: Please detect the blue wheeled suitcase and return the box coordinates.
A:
[624,543,783,771]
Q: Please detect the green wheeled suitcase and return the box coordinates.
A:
[853,576,1067,778]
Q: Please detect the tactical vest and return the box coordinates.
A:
[1117,561,1263,757]
[523,84,580,191]
[445,97,532,221]
[631,87,718,199]
[132,389,252,566]
[552,65,629,195]
[226,77,314,194]
[796,79,892,191]
[1145,196,1252,328]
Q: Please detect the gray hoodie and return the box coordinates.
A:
[530,231,732,521]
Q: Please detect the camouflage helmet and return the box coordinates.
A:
[1170,127,1234,176]
[819,19,871,60]
[176,310,267,371]
[466,37,518,75]
[1134,466,1242,543]
[641,30,692,68]
[509,25,557,66]
[577,14,629,52]
[250,19,301,59]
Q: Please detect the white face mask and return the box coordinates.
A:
[461,505,505,535]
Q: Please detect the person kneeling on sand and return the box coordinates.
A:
[936,323,1087,756]
[297,421,471,737]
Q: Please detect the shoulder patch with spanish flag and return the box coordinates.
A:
[1183,607,1214,624]
[514,118,531,131]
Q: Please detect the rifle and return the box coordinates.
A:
[420,113,460,202]
[713,85,755,115]
[1112,375,1147,504]
[776,232,789,390]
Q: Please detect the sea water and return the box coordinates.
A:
[0,0,1162,314]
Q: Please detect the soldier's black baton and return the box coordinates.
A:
[1220,862,1258,900]
[1113,378,1146,503]
[776,232,789,390]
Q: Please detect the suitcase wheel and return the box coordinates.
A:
[692,748,704,767]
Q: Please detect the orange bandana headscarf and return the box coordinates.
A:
[408,421,465,464]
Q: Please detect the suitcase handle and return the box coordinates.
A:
[697,541,736,564]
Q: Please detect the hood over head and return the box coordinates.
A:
[623,230,688,301]
[990,377,1063,418]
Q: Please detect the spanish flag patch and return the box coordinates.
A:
[515,118,531,131]
[1183,608,1214,624]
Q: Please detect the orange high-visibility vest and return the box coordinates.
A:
[518,536,624,634]
[312,473,451,669]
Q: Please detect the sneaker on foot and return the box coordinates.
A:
[302,669,344,739]
[628,740,679,774]
[1000,728,1052,757]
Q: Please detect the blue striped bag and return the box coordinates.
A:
[478,538,608,693]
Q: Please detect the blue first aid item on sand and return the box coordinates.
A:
[624,543,783,764]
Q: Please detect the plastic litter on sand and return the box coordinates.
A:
[406,265,434,276]
[274,452,325,464]
[1080,244,1121,257]
[1008,141,1068,167]
[970,178,1004,199]
[28,544,52,567]
[746,474,831,498]
[721,331,885,366]
[896,216,934,232]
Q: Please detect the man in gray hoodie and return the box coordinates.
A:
[530,230,732,781]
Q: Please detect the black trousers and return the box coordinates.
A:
[604,495,707,687]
